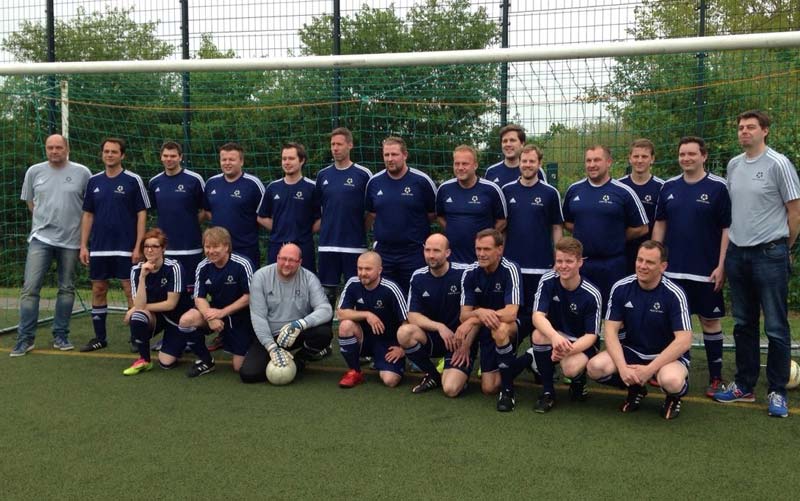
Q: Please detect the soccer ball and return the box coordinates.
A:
[266,359,297,386]
[788,360,800,390]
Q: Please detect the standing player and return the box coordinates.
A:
[618,139,664,274]
[652,136,730,397]
[258,142,320,272]
[79,137,150,352]
[365,136,437,291]
[459,229,522,411]
[177,227,255,377]
[527,237,602,413]
[122,229,192,376]
[485,124,546,187]
[397,234,469,396]
[13,134,91,356]
[315,127,372,307]
[204,142,265,268]
[563,145,648,305]
[502,144,563,338]
[240,243,333,383]
[204,142,264,351]
[587,241,692,420]
[148,141,206,291]
[436,145,506,264]
[336,251,408,388]
[714,110,800,418]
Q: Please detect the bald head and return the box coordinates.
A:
[45,134,69,167]
[424,233,451,273]
[357,251,383,289]
[358,251,382,268]
[276,243,303,279]
[278,243,302,260]
[425,233,450,250]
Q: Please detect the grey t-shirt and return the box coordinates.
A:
[20,160,92,249]
[727,147,800,247]
[249,264,333,348]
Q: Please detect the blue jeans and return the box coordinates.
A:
[18,238,79,342]
[725,240,792,395]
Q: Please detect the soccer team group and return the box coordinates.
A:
[15,109,799,419]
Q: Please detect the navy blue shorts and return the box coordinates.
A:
[443,345,476,376]
[222,313,255,356]
[318,251,360,287]
[357,321,405,375]
[671,278,725,319]
[90,255,133,280]
[159,321,188,358]
[622,345,690,370]
[556,331,598,359]
[477,323,519,373]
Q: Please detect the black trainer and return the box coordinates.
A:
[534,392,555,413]
[496,388,516,412]
[660,395,682,420]
[79,338,108,352]
[412,374,440,394]
[569,374,589,402]
[620,384,648,413]
[187,359,216,378]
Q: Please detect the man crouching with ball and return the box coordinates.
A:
[240,243,333,384]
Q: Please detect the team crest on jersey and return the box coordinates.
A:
[402,186,413,196]
[65,176,72,183]
[176,184,185,192]
[533,196,543,206]
[494,283,502,291]
[226,275,236,284]
[643,194,653,204]
[650,302,662,313]
[599,194,612,204]
[375,300,384,309]
[160,277,168,286]
[570,303,578,313]
[294,191,304,200]
[697,193,709,204]
[115,185,125,194]
[754,171,764,180]
[448,285,459,295]
[232,190,241,198]
[469,195,481,205]
[345,178,354,186]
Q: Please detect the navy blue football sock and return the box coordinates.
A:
[405,342,439,379]
[91,305,108,342]
[704,331,723,380]
[512,352,533,378]
[338,336,361,371]
[182,327,212,364]
[129,311,151,362]
[597,373,626,389]
[496,342,516,392]
[533,343,555,393]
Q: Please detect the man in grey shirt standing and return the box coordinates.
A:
[13,134,91,356]
[240,243,333,383]
[713,110,800,418]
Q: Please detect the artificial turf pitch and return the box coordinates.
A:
[2,317,799,500]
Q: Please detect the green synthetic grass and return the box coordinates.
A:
[2,317,800,499]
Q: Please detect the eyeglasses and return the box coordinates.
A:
[143,244,162,249]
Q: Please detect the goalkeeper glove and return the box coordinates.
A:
[267,343,293,368]
[277,318,307,348]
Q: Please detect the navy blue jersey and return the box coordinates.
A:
[338,276,408,342]
[194,253,254,310]
[315,163,372,253]
[460,257,522,310]
[484,161,547,187]
[83,170,150,256]
[617,174,663,236]
[148,168,205,257]
[436,178,506,264]
[502,179,563,274]
[365,168,437,255]
[407,263,469,331]
[533,271,602,339]
[130,258,191,323]
[258,177,320,246]
[562,178,648,258]
[204,173,265,253]
[607,275,692,356]
[656,173,731,281]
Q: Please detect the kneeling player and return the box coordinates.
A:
[337,251,408,388]
[397,234,469,396]
[586,240,692,420]
[122,229,192,376]
[458,229,522,411]
[178,227,255,377]
[526,237,602,412]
